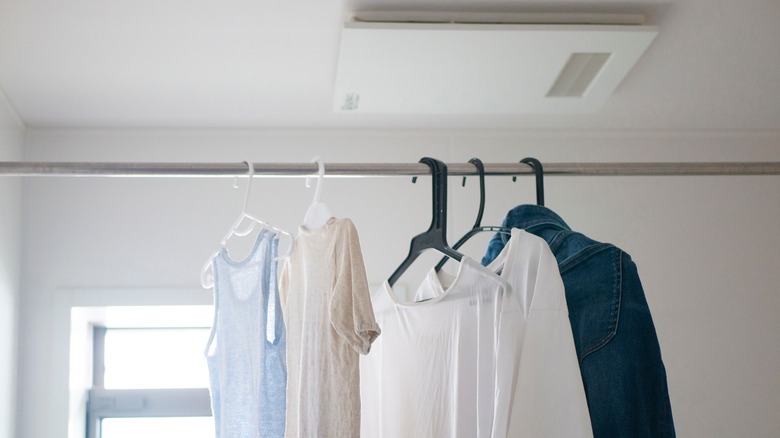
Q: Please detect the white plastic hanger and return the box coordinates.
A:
[301,156,333,230]
[200,161,292,289]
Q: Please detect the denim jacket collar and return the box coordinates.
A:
[502,204,571,233]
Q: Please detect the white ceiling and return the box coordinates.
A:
[0,0,778,130]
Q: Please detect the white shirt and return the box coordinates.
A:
[361,257,514,437]
[487,228,593,437]
[403,229,592,437]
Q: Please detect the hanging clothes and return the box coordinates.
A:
[482,205,676,438]
[205,228,286,438]
[485,228,592,437]
[361,257,514,437]
[404,230,592,437]
[279,217,380,438]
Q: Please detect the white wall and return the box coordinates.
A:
[0,92,24,438]
[17,128,780,437]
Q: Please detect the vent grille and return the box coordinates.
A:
[547,53,611,97]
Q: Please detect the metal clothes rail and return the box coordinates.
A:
[1,161,779,177]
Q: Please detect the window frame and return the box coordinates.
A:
[59,288,214,438]
[84,316,213,438]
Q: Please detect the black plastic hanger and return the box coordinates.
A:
[433,158,511,272]
[387,157,463,286]
[519,157,544,206]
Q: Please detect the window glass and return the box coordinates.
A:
[103,328,210,389]
[101,417,214,438]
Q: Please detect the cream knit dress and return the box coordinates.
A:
[279,217,380,437]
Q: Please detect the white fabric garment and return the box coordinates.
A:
[489,228,593,437]
[361,257,515,438]
[279,217,380,438]
[407,229,592,437]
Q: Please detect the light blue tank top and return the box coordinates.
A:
[205,228,286,438]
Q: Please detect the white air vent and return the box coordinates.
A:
[333,22,658,114]
[547,53,612,97]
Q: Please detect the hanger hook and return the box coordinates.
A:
[305,156,325,203]
[305,156,324,187]
[418,157,448,232]
[240,160,255,214]
[432,158,484,273]
[520,157,544,206]
[233,161,253,188]
[467,158,486,228]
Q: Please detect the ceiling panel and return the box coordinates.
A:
[0,0,778,130]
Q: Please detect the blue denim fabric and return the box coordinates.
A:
[483,205,675,438]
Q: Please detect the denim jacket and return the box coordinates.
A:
[482,205,675,438]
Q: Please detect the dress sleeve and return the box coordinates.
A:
[329,219,381,355]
